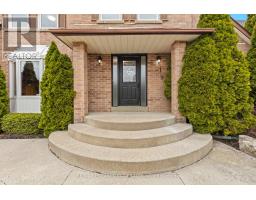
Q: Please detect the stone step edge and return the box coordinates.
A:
[68,123,193,148]
[49,132,213,175]
[85,116,176,131]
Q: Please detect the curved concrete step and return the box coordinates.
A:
[85,112,175,131]
[68,123,193,148]
[49,132,213,175]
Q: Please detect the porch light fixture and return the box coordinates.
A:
[156,56,161,65]
[97,56,102,64]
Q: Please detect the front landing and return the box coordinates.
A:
[49,112,213,175]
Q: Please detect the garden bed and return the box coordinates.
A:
[213,128,256,150]
[0,133,45,139]
[213,137,239,150]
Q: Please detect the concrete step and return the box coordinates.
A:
[68,123,193,148]
[49,132,212,175]
[85,112,175,131]
[111,106,148,112]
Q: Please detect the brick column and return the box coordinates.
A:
[171,41,186,122]
[72,42,88,123]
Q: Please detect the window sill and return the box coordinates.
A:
[135,20,163,24]
[12,96,41,99]
[97,20,124,24]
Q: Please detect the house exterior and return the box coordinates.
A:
[0,14,251,174]
[0,14,251,122]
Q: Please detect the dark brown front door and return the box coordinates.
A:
[118,56,141,106]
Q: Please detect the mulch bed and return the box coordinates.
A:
[213,137,239,150]
[214,128,256,150]
[0,133,45,139]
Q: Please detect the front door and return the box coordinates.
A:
[118,56,141,106]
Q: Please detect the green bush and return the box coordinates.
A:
[164,57,172,99]
[1,113,41,135]
[0,67,9,130]
[39,42,75,137]
[247,26,256,103]
[245,14,256,34]
[179,14,256,135]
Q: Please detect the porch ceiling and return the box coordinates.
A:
[51,28,214,54]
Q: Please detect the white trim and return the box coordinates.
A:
[38,14,59,29]
[99,14,122,21]
[137,14,160,21]
[8,62,15,98]
[8,14,30,30]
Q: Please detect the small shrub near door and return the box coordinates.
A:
[1,113,41,135]
[39,42,75,137]
[164,58,172,100]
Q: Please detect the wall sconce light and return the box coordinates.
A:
[97,56,102,64]
[156,56,161,65]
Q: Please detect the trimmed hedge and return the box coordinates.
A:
[179,14,256,135]
[245,14,256,34]
[0,67,9,130]
[39,42,75,137]
[247,26,256,103]
[1,113,41,135]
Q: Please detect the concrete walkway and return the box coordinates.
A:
[0,139,256,185]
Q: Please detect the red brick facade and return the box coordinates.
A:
[88,54,112,112]
[0,14,251,121]
[147,54,171,112]
[85,54,172,114]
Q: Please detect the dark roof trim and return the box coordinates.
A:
[50,28,215,36]
[231,18,251,39]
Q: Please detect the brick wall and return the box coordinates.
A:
[147,54,171,112]
[237,37,250,53]
[66,14,199,29]
[88,54,112,112]
[86,54,171,112]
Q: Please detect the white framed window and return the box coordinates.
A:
[20,60,41,96]
[8,45,48,113]
[11,59,43,97]
[8,14,29,29]
[137,14,160,21]
[100,14,122,21]
[38,14,58,29]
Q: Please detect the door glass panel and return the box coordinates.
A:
[123,60,136,82]
[21,61,40,96]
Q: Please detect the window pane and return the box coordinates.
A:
[101,14,121,20]
[137,14,159,20]
[21,61,40,96]
[10,14,29,28]
[123,61,136,82]
[41,14,58,28]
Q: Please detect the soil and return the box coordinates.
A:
[0,133,45,139]
[214,138,239,150]
[214,128,256,150]
[246,127,256,139]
